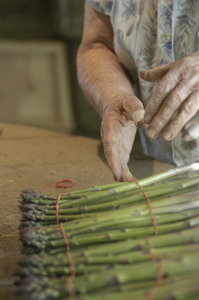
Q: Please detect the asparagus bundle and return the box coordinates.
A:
[18,163,199,299]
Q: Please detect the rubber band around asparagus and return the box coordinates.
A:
[55,179,74,188]
[56,193,76,277]
[56,193,62,224]
[134,178,158,235]
[157,259,164,286]
[56,191,76,296]
[147,259,165,300]
[60,222,76,296]
[59,223,76,277]
[66,277,76,298]
[146,237,156,261]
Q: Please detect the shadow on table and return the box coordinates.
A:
[97,136,154,180]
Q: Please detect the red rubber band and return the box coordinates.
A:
[134,178,158,235]
[157,259,164,287]
[56,193,62,224]
[147,259,164,300]
[60,222,76,277]
[55,179,74,188]
[66,276,76,297]
[56,192,76,296]
[146,237,156,261]
[147,288,154,300]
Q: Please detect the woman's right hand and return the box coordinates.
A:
[100,93,145,181]
[77,4,145,181]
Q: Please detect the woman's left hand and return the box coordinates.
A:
[140,52,199,141]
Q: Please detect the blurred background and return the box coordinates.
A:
[0,0,101,137]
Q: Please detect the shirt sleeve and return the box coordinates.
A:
[86,0,113,15]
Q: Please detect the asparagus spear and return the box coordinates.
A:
[18,163,199,299]
[17,253,199,297]
[18,243,199,277]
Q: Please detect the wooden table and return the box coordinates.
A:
[0,122,172,300]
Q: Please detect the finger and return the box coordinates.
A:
[131,109,147,128]
[102,133,122,181]
[101,115,136,181]
[108,152,123,181]
[140,63,172,82]
[146,81,191,139]
[161,91,199,141]
[144,68,182,124]
[121,96,145,124]
[101,118,128,181]
[183,115,199,141]
[120,164,135,182]
[121,97,147,128]
[104,141,133,182]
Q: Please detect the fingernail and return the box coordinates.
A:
[183,132,193,142]
[144,113,152,124]
[132,110,145,126]
[162,132,172,141]
[137,121,148,128]
[147,128,156,139]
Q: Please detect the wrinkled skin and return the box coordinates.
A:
[77,4,199,181]
[77,4,145,181]
[101,96,146,181]
[141,52,199,142]
[101,107,136,182]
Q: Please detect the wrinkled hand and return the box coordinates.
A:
[140,52,199,141]
[101,94,145,181]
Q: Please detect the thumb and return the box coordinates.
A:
[183,116,199,141]
[140,63,171,82]
[131,109,147,128]
[122,96,147,128]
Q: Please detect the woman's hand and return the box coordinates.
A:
[140,52,199,141]
[100,94,145,182]
[77,4,146,181]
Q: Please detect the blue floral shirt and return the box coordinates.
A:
[86,0,199,166]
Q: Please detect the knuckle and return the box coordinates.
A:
[179,56,192,70]
[149,91,160,108]
[153,116,167,130]
[170,118,183,134]
[192,91,199,106]
[167,93,181,110]
[181,76,190,86]
[180,57,189,67]
[174,118,183,128]
[159,78,172,94]
[180,63,199,86]
[183,100,196,116]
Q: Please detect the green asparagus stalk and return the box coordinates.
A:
[18,163,199,300]
[20,225,199,268]
[22,207,199,246]
[17,273,199,300]
[17,253,199,298]
[22,187,199,227]
[18,243,199,278]
[77,275,199,300]
[22,174,199,211]
[22,184,199,216]
[21,163,199,208]
[79,225,199,257]
[23,215,199,251]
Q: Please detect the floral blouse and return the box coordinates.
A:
[86,0,199,166]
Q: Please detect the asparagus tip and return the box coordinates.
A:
[21,190,45,202]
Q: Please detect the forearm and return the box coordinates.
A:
[76,4,145,182]
[77,43,135,118]
[77,6,135,119]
